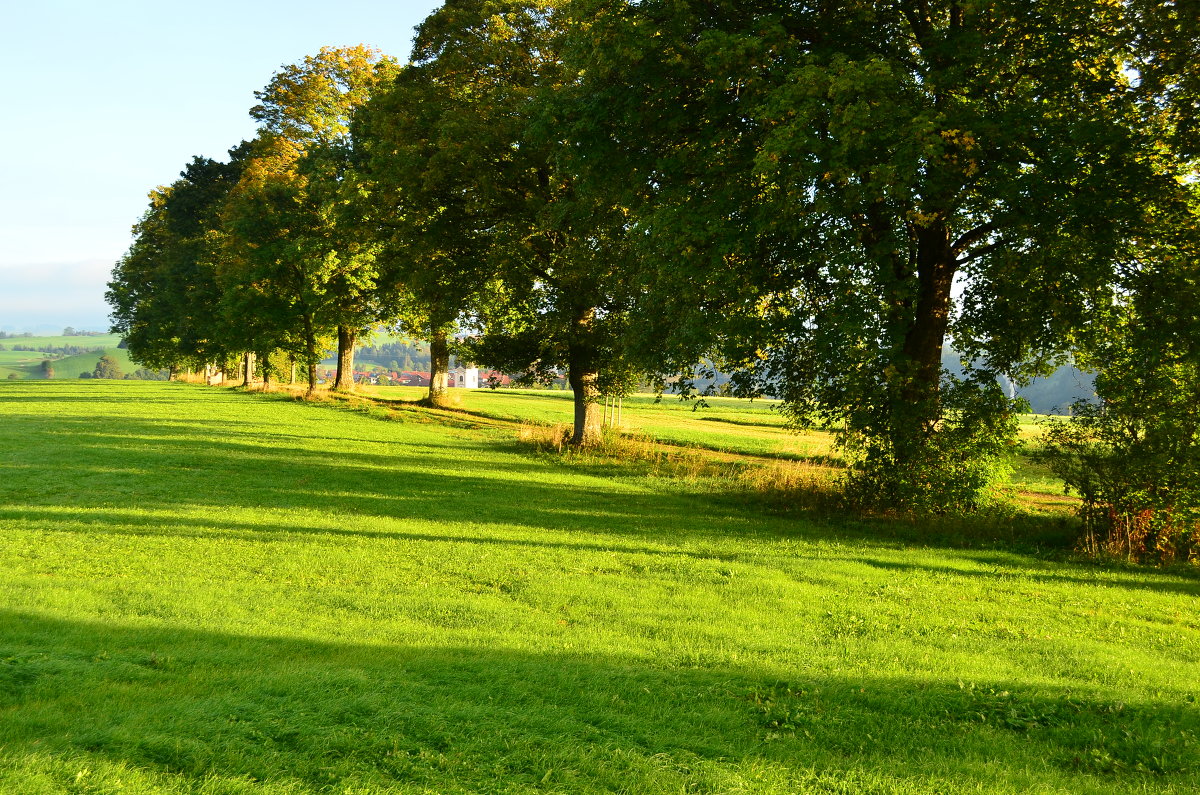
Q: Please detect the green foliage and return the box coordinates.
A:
[840,374,1021,513]
[1039,188,1200,561]
[92,354,123,380]
[126,367,171,381]
[563,0,1188,507]
[222,46,400,394]
[107,154,245,371]
[1041,235,1200,560]
[1043,401,1200,563]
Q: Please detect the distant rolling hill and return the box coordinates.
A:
[942,350,1096,415]
[0,335,136,380]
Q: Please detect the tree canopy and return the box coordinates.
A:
[358,0,641,441]
[558,0,1193,503]
[108,3,1200,513]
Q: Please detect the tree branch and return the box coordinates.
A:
[955,239,1009,266]
[952,221,1000,255]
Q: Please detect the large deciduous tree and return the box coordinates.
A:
[354,61,478,408]
[108,152,245,374]
[358,0,637,442]
[222,45,399,396]
[566,0,1187,505]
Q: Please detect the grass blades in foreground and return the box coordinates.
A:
[0,381,1197,793]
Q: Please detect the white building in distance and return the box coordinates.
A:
[450,366,480,389]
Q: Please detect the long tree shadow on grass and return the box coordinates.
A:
[0,610,1195,793]
[5,398,1197,597]
[842,555,1200,598]
[0,381,253,405]
[0,505,752,566]
[7,416,714,535]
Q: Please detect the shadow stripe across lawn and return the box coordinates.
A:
[0,380,1197,794]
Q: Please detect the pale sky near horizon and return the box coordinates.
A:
[0,0,441,333]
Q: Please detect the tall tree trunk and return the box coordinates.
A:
[900,221,956,411]
[567,310,602,445]
[302,314,318,398]
[427,327,450,407]
[242,351,255,387]
[289,356,297,385]
[883,219,957,473]
[568,363,602,446]
[333,326,357,392]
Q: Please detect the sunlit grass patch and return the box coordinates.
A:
[1,380,1194,793]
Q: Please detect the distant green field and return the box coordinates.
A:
[0,332,121,348]
[0,335,135,380]
[52,347,137,379]
[0,380,1195,793]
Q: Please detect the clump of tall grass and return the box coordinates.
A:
[515,421,1073,549]
[516,421,844,510]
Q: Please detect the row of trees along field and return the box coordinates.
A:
[109,1,1200,530]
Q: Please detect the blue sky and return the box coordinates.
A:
[0,0,441,333]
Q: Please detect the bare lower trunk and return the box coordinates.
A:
[333,326,356,392]
[242,352,255,387]
[302,315,318,398]
[568,342,602,446]
[289,357,297,385]
[427,328,450,407]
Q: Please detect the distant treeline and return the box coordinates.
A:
[355,341,432,372]
[0,344,106,355]
[0,330,105,340]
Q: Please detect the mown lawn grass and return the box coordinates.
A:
[1,381,1197,794]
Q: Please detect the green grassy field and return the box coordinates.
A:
[366,387,1067,509]
[369,387,833,461]
[1,381,1197,793]
[0,333,122,348]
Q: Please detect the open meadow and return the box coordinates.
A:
[365,386,1067,511]
[1,380,1197,793]
[0,334,132,381]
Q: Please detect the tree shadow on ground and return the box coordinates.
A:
[842,554,1200,598]
[0,610,1196,793]
[5,390,1195,599]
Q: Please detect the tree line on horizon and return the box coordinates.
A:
[107,0,1200,546]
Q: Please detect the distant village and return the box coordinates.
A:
[321,365,516,389]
